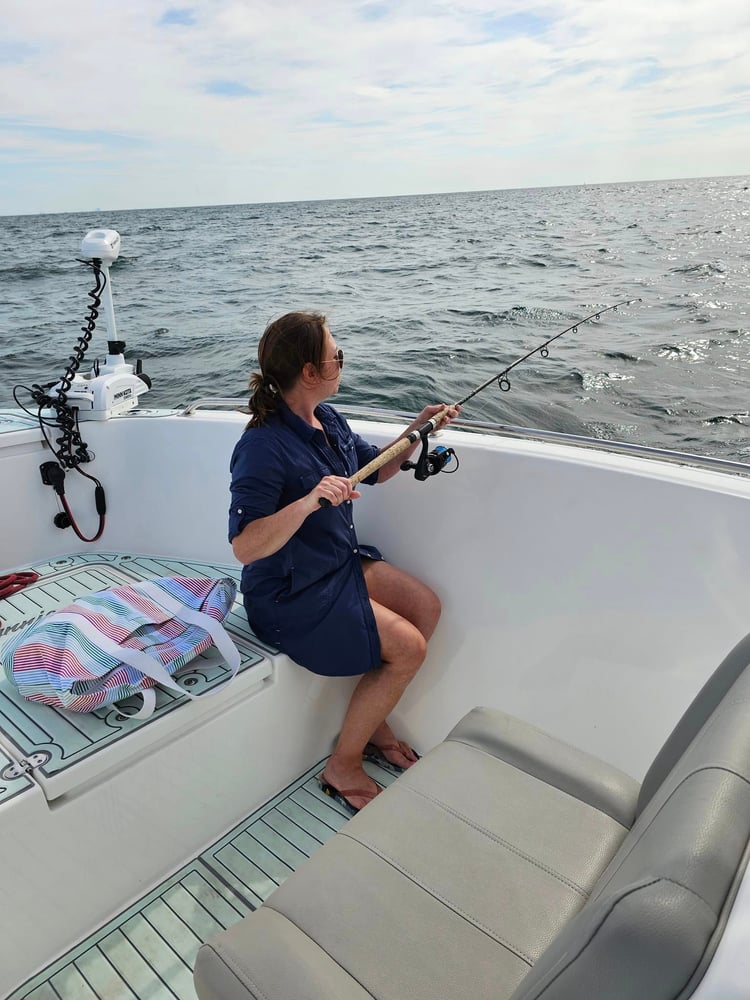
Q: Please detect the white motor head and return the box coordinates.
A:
[80,229,121,264]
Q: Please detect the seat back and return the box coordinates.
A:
[512,631,750,1000]
[637,629,750,815]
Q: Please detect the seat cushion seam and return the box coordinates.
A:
[340,831,536,966]
[658,874,718,913]
[595,765,750,901]
[445,736,632,828]
[397,781,595,898]
[263,903,377,998]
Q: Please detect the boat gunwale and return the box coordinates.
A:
[177,397,750,481]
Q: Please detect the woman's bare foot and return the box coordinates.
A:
[367,722,420,769]
[321,753,381,813]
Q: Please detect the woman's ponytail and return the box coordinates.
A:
[246,371,281,427]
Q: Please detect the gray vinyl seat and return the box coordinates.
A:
[194,632,750,1000]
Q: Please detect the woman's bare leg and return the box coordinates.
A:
[362,559,441,767]
[323,562,441,808]
[361,558,441,641]
[322,600,426,809]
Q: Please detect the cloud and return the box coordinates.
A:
[360,3,390,22]
[480,12,553,40]
[621,61,664,90]
[0,118,149,151]
[159,8,197,27]
[204,79,261,97]
[0,0,748,213]
[0,40,36,65]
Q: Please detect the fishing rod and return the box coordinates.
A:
[455,297,642,405]
[320,297,641,505]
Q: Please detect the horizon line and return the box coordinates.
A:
[2,171,748,220]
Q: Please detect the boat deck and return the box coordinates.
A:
[0,552,399,998]
[0,740,35,805]
[11,755,398,999]
[0,553,271,785]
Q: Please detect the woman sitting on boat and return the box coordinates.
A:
[228,311,459,813]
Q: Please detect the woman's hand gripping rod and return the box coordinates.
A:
[318,406,452,507]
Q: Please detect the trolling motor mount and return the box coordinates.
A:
[57,338,152,421]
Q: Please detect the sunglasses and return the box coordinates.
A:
[320,348,344,370]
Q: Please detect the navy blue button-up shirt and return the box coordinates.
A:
[228,401,383,676]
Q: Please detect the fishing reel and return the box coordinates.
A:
[401,438,458,481]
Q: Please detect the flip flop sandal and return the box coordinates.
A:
[363,742,421,774]
[318,774,382,815]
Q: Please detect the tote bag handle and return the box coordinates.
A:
[52,581,240,719]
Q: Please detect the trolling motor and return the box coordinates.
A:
[14,229,153,542]
[49,229,151,420]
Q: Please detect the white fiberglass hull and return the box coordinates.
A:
[1,406,749,996]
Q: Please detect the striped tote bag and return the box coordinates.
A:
[1,577,240,718]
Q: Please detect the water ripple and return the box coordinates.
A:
[2,175,750,462]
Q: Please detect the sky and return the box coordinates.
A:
[1,0,748,215]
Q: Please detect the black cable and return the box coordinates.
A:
[12,384,60,426]
[51,260,104,467]
[20,260,104,465]
[13,260,108,542]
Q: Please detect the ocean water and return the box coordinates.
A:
[2,175,750,462]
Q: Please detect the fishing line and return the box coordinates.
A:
[319,296,642,505]
[455,298,642,405]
